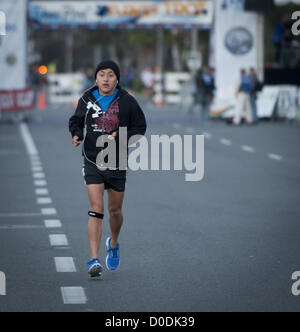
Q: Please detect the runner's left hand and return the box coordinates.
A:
[108,132,117,140]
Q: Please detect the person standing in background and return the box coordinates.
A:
[234,69,252,126]
[195,66,215,123]
[141,67,154,103]
[273,18,285,66]
[249,68,259,125]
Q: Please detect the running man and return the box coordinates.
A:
[69,60,147,277]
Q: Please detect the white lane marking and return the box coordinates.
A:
[41,208,57,215]
[0,212,42,218]
[0,225,44,230]
[44,220,62,228]
[186,128,195,134]
[203,132,212,140]
[220,138,232,146]
[19,122,85,305]
[268,153,283,161]
[30,154,40,159]
[173,123,181,129]
[33,172,45,179]
[0,149,21,155]
[19,123,39,156]
[49,234,69,246]
[54,257,76,272]
[241,145,255,153]
[19,122,80,303]
[31,161,42,166]
[35,188,49,195]
[32,166,43,172]
[61,287,87,305]
[0,135,17,140]
[34,180,47,187]
[37,197,52,205]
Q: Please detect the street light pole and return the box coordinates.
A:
[65,31,74,73]
[155,28,164,107]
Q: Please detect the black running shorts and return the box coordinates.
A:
[82,159,126,192]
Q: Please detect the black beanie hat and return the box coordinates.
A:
[95,60,120,82]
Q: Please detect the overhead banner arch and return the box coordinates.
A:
[28,1,214,30]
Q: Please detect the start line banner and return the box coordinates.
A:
[28,1,213,30]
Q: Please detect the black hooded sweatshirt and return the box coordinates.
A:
[69,85,147,170]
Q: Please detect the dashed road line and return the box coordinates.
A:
[268,153,283,161]
[33,172,46,179]
[37,197,53,205]
[41,207,57,215]
[0,212,43,218]
[0,149,22,155]
[30,155,41,162]
[220,138,232,146]
[186,128,195,134]
[173,123,182,130]
[44,220,62,228]
[241,145,255,153]
[54,257,77,273]
[171,125,290,166]
[31,161,42,166]
[19,122,85,306]
[34,180,48,187]
[49,234,69,246]
[35,188,49,195]
[0,225,45,230]
[32,166,43,172]
[61,287,87,305]
[203,132,212,139]
[0,135,18,140]
[202,130,285,163]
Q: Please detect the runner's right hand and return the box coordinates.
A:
[72,136,82,147]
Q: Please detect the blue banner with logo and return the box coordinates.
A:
[28,1,213,30]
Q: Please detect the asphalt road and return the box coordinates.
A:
[0,102,300,312]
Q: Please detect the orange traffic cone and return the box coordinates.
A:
[155,93,164,108]
[156,100,164,108]
[37,92,47,110]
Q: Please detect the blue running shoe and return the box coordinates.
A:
[106,237,120,271]
[87,258,102,277]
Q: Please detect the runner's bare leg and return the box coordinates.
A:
[86,184,105,259]
[107,189,125,248]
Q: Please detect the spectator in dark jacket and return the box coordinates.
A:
[195,66,215,122]
[249,67,260,124]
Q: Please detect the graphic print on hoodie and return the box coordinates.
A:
[95,102,119,134]
[84,98,120,167]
